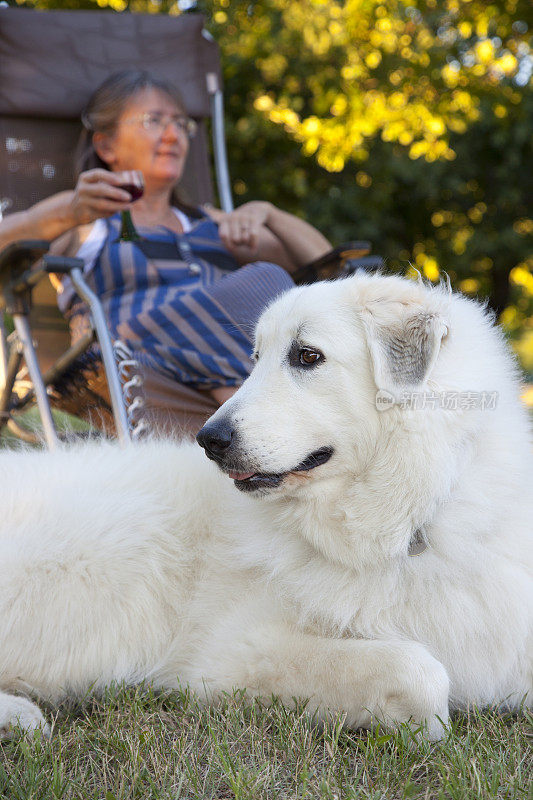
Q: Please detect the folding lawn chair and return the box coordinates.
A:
[0,6,381,448]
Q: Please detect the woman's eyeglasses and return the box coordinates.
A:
[125,112,197,138]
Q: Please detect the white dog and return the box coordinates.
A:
[0,272,531,740]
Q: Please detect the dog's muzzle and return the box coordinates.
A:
[196,418,235,462]
[196,419,334,493]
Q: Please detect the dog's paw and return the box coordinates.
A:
[377,646,450,741]
[0,695,50,739]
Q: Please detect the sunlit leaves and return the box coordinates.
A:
[203,0,531,172]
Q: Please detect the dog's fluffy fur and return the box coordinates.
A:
[0,272,531,740]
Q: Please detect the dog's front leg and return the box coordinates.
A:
[0,691,50,739]
[191,625,449,740]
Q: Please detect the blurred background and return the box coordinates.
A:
[4,0,533,380]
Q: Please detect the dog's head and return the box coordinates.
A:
[196,272,458,499]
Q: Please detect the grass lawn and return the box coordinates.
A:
[0,686,531,800]
[0,407,92,448]
[1,411,531,799]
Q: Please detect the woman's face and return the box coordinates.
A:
[94,87,190,190]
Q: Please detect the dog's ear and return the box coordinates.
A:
[361,304,449,393]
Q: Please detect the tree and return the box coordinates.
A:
[205,0,533,371]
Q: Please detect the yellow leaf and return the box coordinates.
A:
[513,219,533,236]
[458,21,472,38]
[442,64,459,87]
[459,278,480,293]
[510,266,533,295]
[475,39,494,64]
[356,171,372,187]
[302,117,321,135]
[495,52,518,75]
[409,141,428,159]
[426,117,446,136]
[423,258,440,281]
[365,51,382,69]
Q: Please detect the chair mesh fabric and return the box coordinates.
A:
[0,8,220,118]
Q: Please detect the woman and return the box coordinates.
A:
[0,70,331,432]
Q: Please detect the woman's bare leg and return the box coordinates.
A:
[210,386,239,405]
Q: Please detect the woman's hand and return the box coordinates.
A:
[71,169,139,225]
[216,201,272,253]
[206,201,331,273]
[0,169,144,253]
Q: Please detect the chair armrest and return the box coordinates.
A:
[292,240,371,284]
[0,240,50,284]
[1,241,85,317]
[342,255,385,274]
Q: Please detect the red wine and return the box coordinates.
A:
[113,172,144,242]
[119,182,144,202]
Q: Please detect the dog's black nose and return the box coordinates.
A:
[196,419,235,459]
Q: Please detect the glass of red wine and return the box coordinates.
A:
[114,171,145,243]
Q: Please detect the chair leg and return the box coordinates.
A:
[0,338,23,435]
[0,315,8,388]
[69,267,131,446]
[12,314,60,450]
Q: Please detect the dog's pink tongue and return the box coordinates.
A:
[228,470,256,481]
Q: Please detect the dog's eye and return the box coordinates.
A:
[288,341,324,370]
[252,351,259,362]
[299,348,323,366]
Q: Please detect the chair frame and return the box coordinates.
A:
[0,243,131,447]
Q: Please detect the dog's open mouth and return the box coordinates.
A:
[228,446,334,492]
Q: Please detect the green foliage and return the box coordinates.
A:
[210,0,533,375]
[206,1,533,356]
